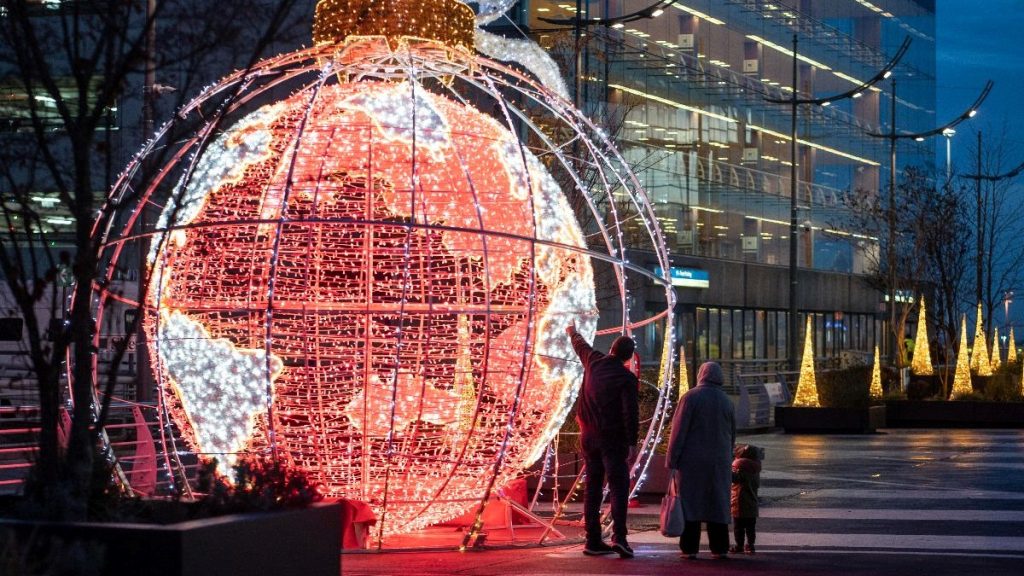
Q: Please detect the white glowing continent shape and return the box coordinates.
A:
[148,105,281,264]
[156,310,283,468]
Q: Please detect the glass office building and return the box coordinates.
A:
[0,0,937,388]
[508,0,937,379]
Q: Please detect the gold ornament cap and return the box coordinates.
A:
[313,0,476,51]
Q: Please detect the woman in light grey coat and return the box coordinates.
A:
[667,361,735,559]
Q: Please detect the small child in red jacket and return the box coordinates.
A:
[730,444,763,554]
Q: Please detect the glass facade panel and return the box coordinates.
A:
[777,311,788,360]
[721,309,733,360]
[733,309,745,359]
[667,306,875,366]
[743,310,756,359]
[522,0,935,276]
[755,310,766,359]
[709,308,721,359]
[696,307,709,360]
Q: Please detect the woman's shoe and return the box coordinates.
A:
[745,544,756,555]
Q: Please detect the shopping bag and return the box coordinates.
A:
[659,471,684,537]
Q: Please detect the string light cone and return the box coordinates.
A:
[91,0,677,538]
[792,317,819,407]
[1008,327,1018,364]
[952,315,973,398]
[870,345,883,400]
[911,297,933,376]
[970,303,992,375]
[991,326,1002,372]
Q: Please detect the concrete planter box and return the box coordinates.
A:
[886,400,1024,428]
[0,502,341,576]
[775,405,886,434]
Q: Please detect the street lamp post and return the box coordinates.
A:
[976,131,983,310]
[868,79,993,366]
[766,37,910,371]
[788,34,799,371]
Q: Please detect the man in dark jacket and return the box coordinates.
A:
[566,323,639,558]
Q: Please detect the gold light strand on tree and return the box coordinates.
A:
[970,303,992,375]
[678,345,689,399]
[951,315,973,397]
[870,345,883,400]
[991,326,1002,372]
[911,297,933,376]
[1008,327,1018,364]
[792,316,819,407]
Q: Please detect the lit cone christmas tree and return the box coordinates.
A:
[910,297,933,376]
[970,303,992,375]
[991,326,1002,371]
[1008,327,1018,364]
[870,345,883,400]
[93,0,677,538]
[792,317,819,407]
[951,315,973,397]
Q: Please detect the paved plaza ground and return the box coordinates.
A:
[341,429,1024,575]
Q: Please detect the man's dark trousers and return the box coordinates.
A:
[582,435,629,545]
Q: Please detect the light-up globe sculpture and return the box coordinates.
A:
[93,0,676,538]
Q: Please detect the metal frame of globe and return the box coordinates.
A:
[91,38,677,542]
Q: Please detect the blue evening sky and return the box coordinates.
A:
[936,0,1024,170]
[935,1,1023,323]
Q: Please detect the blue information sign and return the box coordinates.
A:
[654,266,710,289]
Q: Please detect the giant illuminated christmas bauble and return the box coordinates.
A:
[94,0,677,538]
[146,76,595,532]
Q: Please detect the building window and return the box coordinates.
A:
[0,77,115,132]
